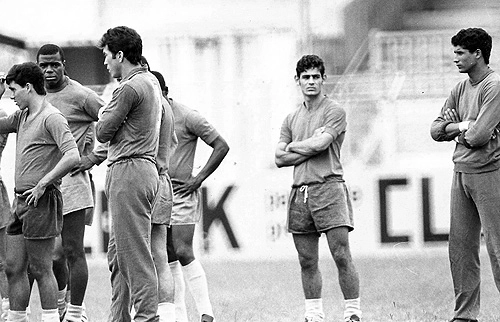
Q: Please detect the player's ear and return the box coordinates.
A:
[322,74,327,81]
[294,75,299,83]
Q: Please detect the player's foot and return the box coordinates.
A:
[201,314,214,322]
[346,314,361,322]
[449,319,478,322]
[304,315,324,322]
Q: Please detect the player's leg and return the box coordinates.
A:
[61,209,88,321]
[449,172,481,321]
[173,224,214,321]
[26,237,59,321]
[52,235,69,319]
[108,160,159,321]
[5,233,29,317]
[325,227,360,321]
[107,233,132,322]
[151,224,175,322]
[167,226,188,322]
[0,180,10,321]
[0,227,9,321]
[468,170,500,293]
[293,233,324,321]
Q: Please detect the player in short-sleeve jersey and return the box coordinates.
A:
[275,55,362,322]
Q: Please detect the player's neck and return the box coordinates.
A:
[27,95,46,116]
[46,76,68,93]
[303,93,324,110]
[468,64,490,84]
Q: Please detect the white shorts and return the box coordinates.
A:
[61,171,94,216]
[170,189,202,225]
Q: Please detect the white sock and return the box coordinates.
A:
[1,298,9,320]
[7,310,27,322]
[41,309,59,322]
[63,304,83,322]
[169,261,188,322]
[305,298,324,318]
[344,298,361,320]
[182,259,214,318]
[57,286,67,318]
[157,302,176,322]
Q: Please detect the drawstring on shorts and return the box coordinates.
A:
[299,185,308,203]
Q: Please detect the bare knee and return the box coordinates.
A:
[332,244,353,270]
[298,253,319,272]
[175,242,195,264]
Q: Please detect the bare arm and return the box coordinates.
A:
[275,141,310,168]
[24,148,80,207]
[174,135,229,197]
[286,127,334,156]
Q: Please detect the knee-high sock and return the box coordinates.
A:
[169,261,188,322]
[182,259,213,317]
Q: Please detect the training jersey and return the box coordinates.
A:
[0,102,77,192]
[280,95,346,187]
[96,67,162,165]
[156,97,178,176]
[431,69,500,173]
[0,109,7,174]
[46,76,103,155]
[168,99,219,183]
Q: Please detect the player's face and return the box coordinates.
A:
[453,45,479,74]
[103,45,121,79]
[8,81,30,110]
[38,52,65,89]
[295,68,325,97]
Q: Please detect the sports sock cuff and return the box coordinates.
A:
[182,259,205,279]
[64,304,83,322]
[8,310,27,322]
[344,298,361,319]
[305,298,323,313]
[41,309,59,322]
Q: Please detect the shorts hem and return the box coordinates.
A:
[288,223,354,234]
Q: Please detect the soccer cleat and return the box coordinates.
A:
[449,319,478,322]
[304,315,324,322]
[346,314,361,322]
[201,314,214,322]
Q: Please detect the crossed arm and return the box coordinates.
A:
[275,127,334,168]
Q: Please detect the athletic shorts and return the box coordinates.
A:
[0,180,11,229]
[170,189,202,225]
[7,185,63,239]
[151,174,174,225]
[61,171,94,216]
[287,179,354,234]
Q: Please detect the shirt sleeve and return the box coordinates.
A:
[83,90,105,122]
[430,88,457,142]
[185,110,219,145]
[464,77,500,147]
[0,110,21,134]
[95,84,138,143]
[45,113,78,154]
[323,104,346,140]
[279,115,292,144]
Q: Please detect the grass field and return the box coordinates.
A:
[27,246,500,322]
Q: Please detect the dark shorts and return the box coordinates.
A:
[0,180,11,229]
[7,186,63,239]
[287,180,354,235]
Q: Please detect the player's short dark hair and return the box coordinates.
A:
[451,28,492,65]
[36,44,65,62]
[6,62,46,95]
[151,70,169,95]
[296,55,325,77]
[98,26,142,65]
[140,56,150,71]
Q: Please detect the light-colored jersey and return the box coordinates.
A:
[279,95,346,187]
[0,102,77,192]
[168,99,219,182]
